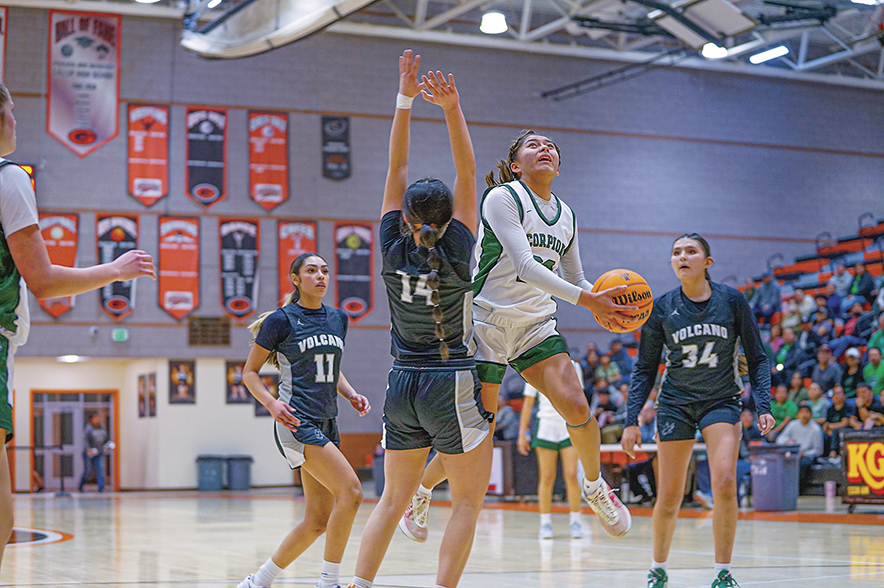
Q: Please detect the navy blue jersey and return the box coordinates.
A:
[381,211,475,363]
[627,282,771,426]
[254,303,348,420]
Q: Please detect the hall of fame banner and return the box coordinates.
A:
[96,215,138,321]
[158,216,200,321]
[37,213,78,318]
[0,7,7,83]
[47,11,120,157]
[249,112,288,211]
[186,107,227,208]
[334,223,373,323]
[219,219,259,319]
[128,105,169,207]
[278,221,317,306]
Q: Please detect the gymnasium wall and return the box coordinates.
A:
[5,7,883,489]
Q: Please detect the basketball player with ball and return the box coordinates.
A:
[399,130,636,542]
[622,233,774,588]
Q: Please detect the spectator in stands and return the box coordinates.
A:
[607,338,633,384]
[828,263,853,298]
[867,313,884,354]
[739,409,765,455]
[811,307,834,342]
[772,328,804,385]
[809,345,843,393]
[828,302,874,359]
[840,347,865,398]
[824,283,843,320]
[786,371,809,404]
[841,262,877,312]
[595,353,622,389]
[796,315,823,359]
[874,287,884,314]
[794,288,817,318]
[853,383,884,428]
[590,377,621,413]
[769,384,799,440]
[752,271,782,325]
[781,298,801,330]
[493,392,519,441]
[768,324,785,354]
[579,346,600,392]
[823,385,856,456]
[805,382,831,424]
[863,347,884,397]
[776,404,824,486]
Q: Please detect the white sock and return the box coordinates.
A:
[583,475,603,495]
[417,484,433,498]
[350,577,373,588]
[540,513,552,526]
[319,560,341,588]
[569,511,582,525]
[253,557,284,587]
[652,560,668,572]
[714,562,730,573]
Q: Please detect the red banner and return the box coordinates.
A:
[334,223,374,323]
[47,11,120,157]
[158,216,200,321]
[278,221,317,306]
[220,219,259,318]
[128,104,169,207]
[96,215,138,321]
[186,107,227,208]
[249,111,288,211]
[37,213,78,318]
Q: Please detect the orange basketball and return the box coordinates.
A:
[591,269,653,333]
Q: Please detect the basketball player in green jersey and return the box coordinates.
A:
[0,83,155,571]
[400,130,636,542]
[623,234,774,588]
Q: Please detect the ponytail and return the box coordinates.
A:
[486,129,562,187]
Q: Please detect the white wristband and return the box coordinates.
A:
[396,93,415,110]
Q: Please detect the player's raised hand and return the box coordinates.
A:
[421,71,459,111]
[112,249,156,281]
[399,49,426,98]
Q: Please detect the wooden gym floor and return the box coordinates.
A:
[3,489,884,587]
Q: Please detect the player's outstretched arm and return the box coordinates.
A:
[7,224,155,300]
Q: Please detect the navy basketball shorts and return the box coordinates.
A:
[382,363,491,454]
[655,395,742,442]
[274,417,340,469]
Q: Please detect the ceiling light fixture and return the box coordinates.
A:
[749,45,789,64]
[56,355,89,363]
[701,43,728,59]
[206,0,223,8]
[134,0,162,4]
[480,12,508,35]
[849,0,879,5]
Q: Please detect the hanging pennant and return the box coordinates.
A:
[128,104,169,207]
[158,216,200,321]
[96,215,138,321]
[278,221,317,306]
[334,223,373,323]
[37,213,78,318]
[249,111,288,211]
[185,107,227,208]
[219,219,259,318]
[47,10,120,158]
[321,116,351,180]
[0,7,7,83]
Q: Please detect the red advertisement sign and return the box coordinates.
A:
[128,104,169,207]
[185,107,227,208]
[278,221,317,306]
[37,213,78,318]
[47,11,120,157]
[96,215,138,321]
[334,223,374,323]
[219,219,259,318]
[158,216,200,321]
[249,111,288,211]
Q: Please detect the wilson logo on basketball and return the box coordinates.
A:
[845,441,884,494]
[611,290,652,306]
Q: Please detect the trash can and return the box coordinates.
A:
[196,455,225,491]
[227,455,253,490]
[749,444,799,511]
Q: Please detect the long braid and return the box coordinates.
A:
[419,225,449,360]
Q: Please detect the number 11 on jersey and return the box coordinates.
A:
[314,353,335,383]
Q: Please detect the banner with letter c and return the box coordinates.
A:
[38,213,78,318]
[278,221,317,306]
[334,223,373,323]
[158,216,200,320]
[47,10,120,157]
[96,215,138,321]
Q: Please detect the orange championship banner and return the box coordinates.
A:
[278,221,317,306]
[37,213,78,318]
[158,216,200,320]
[47,11,120,158]
[128,104,169,207]
[249,111,288,211]
[843,429,884,506]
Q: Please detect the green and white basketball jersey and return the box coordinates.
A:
[472,180,577,324]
